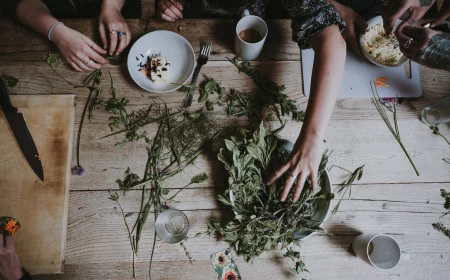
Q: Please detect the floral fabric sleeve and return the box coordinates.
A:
[281,0,346,49]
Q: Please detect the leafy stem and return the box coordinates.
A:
[371,81,420,176]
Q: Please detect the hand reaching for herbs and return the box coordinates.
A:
[98,0,132,56]
[268,134,323,202]
[397,25,450,70]
[157,0,184,21]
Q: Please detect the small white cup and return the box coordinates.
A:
[352,233,401,270]
[234,9,268,61]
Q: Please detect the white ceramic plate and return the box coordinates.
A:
[229,141,332,241]
[359,16,408,68]
[127,30,195,93]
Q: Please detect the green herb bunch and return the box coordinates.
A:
[201,124,333,275]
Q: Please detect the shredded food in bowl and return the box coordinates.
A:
[362,24,404,66]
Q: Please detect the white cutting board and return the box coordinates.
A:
[301,49,422,98]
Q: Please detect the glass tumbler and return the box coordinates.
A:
[155,209,189,244]
[421,96,450,126]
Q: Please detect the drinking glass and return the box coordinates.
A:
[421,96,450,126]
[155,209,189,244]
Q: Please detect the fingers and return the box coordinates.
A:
[280,171,297,202]
[75,59,92,71]
[108,25,119,56]
[159,12,174,21]
[172,0,184,11]
[116,34,128,56]
[166,1,183,18]
[383,1,409,34]
[267,164,290,185]
[311,171,318,192]
[344,27,364,58]
[92,43,107,55]
[402,25,427,40]
[292,172,308,202]
[69,61,84,72]
[99,23,107,49]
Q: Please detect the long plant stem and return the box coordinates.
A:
[75,70,99,167]
[114,198,136,277]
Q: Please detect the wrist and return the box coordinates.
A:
[101,0,124,12]
[51,24,69,46]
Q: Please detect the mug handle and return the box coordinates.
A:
[241,9,250,18]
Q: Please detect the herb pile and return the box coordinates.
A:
[181,57,305,125]
[199,124,364,275]
[433,189,450,240]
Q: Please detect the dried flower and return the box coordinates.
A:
[71,166,86,176]
[0,217,21,236]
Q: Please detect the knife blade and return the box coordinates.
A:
[0,80,44,181]
[444,158,450,165]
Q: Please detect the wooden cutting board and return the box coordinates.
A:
[0,95,75,274]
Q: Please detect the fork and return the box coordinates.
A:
[182,42,212,108]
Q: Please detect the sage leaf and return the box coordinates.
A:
[190,172,208,184]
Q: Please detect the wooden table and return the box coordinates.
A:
[1,18,450,280]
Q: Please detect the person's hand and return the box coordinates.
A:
[397,25,450,70]
[331,1,368,58]
[157,0,184,22]
[0,235,22,280]
[52,25,109,72]
[267,134,323,202]
[99,1,132,56]
[382,0,436,34]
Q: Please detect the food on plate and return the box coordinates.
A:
[148,56,170,84]
[361,24,404,66]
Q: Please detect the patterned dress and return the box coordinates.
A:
[197,0,346,49]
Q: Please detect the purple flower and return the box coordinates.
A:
[72,166,86,176]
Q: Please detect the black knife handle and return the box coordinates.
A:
[0,79,18,113]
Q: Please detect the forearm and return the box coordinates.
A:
[300,25,346,140]
[16,0,60,38]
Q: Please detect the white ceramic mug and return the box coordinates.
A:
[352,233,401,270]
[234,9,268,61]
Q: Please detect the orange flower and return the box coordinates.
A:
[375,77,389,88]
[2,218,21,236]
[223,270,237,280]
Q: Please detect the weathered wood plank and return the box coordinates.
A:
[33,253,450,280]
[63,190,450,265]
[0,19,299,61]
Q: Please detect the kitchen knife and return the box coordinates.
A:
[0,80,44,181]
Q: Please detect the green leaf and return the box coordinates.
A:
[198,90,209,103]
[0,74,18,87]
[105,56,121,66]
[190,172,208,184]
[204,80,217,92]
[162,188,169,195]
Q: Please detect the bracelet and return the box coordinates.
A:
[47,21,64,41]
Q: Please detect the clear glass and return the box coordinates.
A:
[421,96,450,126]
[155,209,189,244]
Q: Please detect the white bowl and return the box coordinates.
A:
[127,30,195,93]
[359,16,408,68]
[229,141,332,241]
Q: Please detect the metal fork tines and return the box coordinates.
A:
[182,42,212,108]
